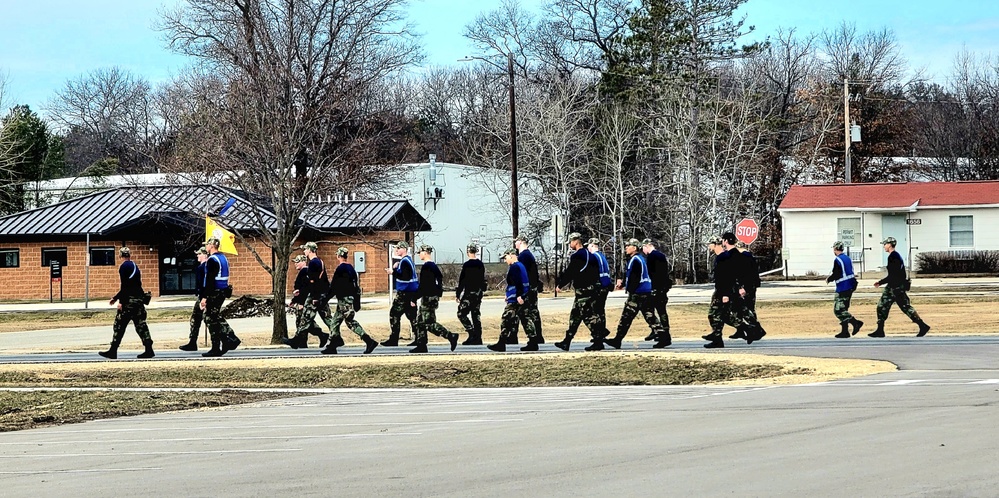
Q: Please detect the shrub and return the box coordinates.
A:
[915,251,999,274]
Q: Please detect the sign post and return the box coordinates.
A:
[49,261,63,303]
[735,218,760,246]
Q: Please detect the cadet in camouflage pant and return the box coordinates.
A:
[834,291,855,323]
[457,290,483,340]
[500,300,536,341]
[564,284,603,340]
[876,286,921,323]
[414,296,454,343]
[331,295,365,337]
[113,299,152,345]
[617,293,663,340]
[389,292,418,341]
[297,297,335,338]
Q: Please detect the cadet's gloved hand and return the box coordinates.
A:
[109,298,116,305]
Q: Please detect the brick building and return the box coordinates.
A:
[0,185,430,300]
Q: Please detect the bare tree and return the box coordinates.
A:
[158,0,422,343]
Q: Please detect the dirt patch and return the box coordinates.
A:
[0,390,298,432]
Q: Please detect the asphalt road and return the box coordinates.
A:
[0,337,997,496]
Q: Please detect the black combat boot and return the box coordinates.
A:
[916,321,931,337]
[407,337,420,347]
[202,340,224,357]
[746,324,767,345]
[137,339,155,359]
[604,332,624,350]
[835,322,851,339]
[282,334,307,349]
[381,332,400,347]
[703,326,724,349]
[462,332,483,346]
[222,334,241,353]
[179,339,198,352]
[504,332,519,345]
[409,337,429,353]
[487,335,507,352]
[320,342,338,354]
[652,332,672,349]
[362,335,379,354]
[553,333,572,351]
[644,331,657,341]
[584,339,604,351]
[868,322,886,338]
[850,318,864,336]
[98,342,119,359]
[318,331,330,349]
[729,328,747,340]
[520,337,539,352]
[446,333,459,352]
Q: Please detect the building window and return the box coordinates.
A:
[89,247,116,266]
[837,217,862,262]
[0,249,18,268]
[949,216,974,247]
[41,248,68,267]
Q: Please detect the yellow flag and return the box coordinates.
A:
[205,216,239,255]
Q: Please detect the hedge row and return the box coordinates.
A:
[915,251,999,274]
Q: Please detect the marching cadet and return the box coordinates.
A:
[827,242,863,338]
[322,247,379,354]
[200,237,241,357]
[382,241,419,346]
[99,247,154,359]
[587,238,614,341]
[456,243,486,346]
[554,232,604,352]
[870,237,931,338]
[515,235,545,344]
[411,245,459,353]
[604,239,668,349]
[283,242,331,349]
[641,239,672,341]
[703,236,764,349]
[179,247,209,351]
[287,254,323,344]
[488,247,539,351]
[729,240,762,339]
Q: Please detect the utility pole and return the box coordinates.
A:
[508,52,519,238]
[844,77,851,184]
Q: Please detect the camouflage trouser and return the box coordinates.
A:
[617,293,664,339]
[414,296,452,344]
[295,296,334,338]
[594,286,610,335]
[331,296,366,338]
[565,284,603,340]
[388,292,418,340]
[651,289,671,333]
[876,286,922,323]
[501,301,536,340]
[188,298,204,342]
[707,291,753,333]
[833,290,855,323]
[203,290,238,343]
[457,290,483,337]
[519,290,543,338]
[111,299,152,345]
[744,287,757,314]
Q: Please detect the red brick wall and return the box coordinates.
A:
[0,232,407,300]
[0,239,159,301]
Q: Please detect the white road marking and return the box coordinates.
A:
[0,433,421,446]
[0,449,302,458]
[41,419,522,434]
[0,468,161,475]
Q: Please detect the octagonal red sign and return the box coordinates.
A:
[735,218,759,245]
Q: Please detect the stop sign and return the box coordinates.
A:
[735,218,759,245]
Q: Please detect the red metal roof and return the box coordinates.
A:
[779,181,999,210]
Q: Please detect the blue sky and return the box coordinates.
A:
[1,0,998,114]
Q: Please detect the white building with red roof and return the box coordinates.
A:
[777,181,999,276]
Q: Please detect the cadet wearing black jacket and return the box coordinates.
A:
[411,245,459,353]
[283,242,331,349]
[515,235,546,345]
[456,244,487,345]
[180,247,210,352]
[703,235,764,348]
[870,237,930,338]
[554,232,604,351]
[322,247,378,354]
[641,239,672,341]
[100,246,154,359]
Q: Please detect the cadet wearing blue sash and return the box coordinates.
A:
[826,241,863,338]
[605,239,668,349]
